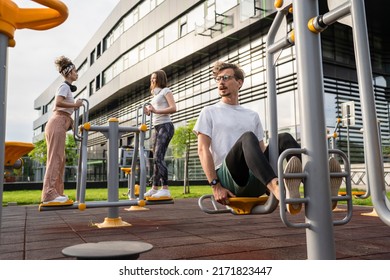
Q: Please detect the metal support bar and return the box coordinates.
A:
[293,0,336,259]
[350,0,390,225]
[0,34,9,238]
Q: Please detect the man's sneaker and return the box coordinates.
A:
[284,156,302,215]
[42,196,69,204]
[151,189,171,198]
[329,157,342,210]
[144,188,158,197]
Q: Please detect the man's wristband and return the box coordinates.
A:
[209,178,219,187]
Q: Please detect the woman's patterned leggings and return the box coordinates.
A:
[152,122,175,186]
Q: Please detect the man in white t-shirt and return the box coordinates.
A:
[193,61,302,213]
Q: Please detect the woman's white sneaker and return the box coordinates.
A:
[42,196,68,204]
[151,189,171,198]
[144,188,158,197]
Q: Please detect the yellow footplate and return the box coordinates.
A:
[39,199,74,210]
[228,196,268,215]
[145,196,173,201]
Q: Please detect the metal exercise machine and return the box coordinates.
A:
[39,99,173,227]
[0,0,68,236]
[200,0,390,260]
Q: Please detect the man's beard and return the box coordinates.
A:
[219,87,230,97]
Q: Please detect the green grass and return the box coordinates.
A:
[2,185,389,207]
[2,185,212,206]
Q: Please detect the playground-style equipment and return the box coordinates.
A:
[0,0,68,237]
[4,141,34,168]
[4,141,35,182]
[39,99,174,228]
[199,0,390,260]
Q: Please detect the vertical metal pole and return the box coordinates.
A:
[293,0,336,259]
[77,128,88,203]
[264,10,286,213]
[138,128,146,201]
[347,123,350,161]
[107,119,119,218]
[0,34,8,236]
[350,0,389,223]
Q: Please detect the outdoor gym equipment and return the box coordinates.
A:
[39,99,174,227]
[200,0,390,260]
[3,142,35,183]
[269,0,390,258]
[0,0,68,236]
[4,141,34,168]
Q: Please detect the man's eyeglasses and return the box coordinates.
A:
[214,75,235,82]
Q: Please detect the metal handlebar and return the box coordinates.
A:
[73,98,89,141]
[137,103,152,140]
[198,194,232,214]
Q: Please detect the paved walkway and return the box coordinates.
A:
[0,198,390,260]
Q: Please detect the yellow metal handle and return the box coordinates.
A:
[0,0,68,47]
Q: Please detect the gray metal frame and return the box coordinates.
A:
[38,100,166,215]
[1,0,390,259]
[0,33,8,240]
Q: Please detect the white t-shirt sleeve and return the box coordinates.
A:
[193,107,212,137]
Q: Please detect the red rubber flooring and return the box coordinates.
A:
[0,198,389,260]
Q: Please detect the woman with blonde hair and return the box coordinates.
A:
[41,56,83,204]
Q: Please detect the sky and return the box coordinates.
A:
[5,0,121,142]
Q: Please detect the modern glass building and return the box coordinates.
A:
[33,0,390,183]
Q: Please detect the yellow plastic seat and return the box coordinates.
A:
[227,196,268,215]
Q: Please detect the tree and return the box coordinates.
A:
[29,133,79,165]
[170,119,197,194]
[28,139,47,165]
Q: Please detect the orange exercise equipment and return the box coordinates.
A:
[4,141,34,167]
[0,0,68,47]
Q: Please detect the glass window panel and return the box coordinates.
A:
[240,0,256,21]
[144,36,157,58]
[193,92,201,106]
[139,1,150,19]
[128,48,138,66]
[124,12,135,30]
[139,43,145,60]
[164,22,179,46]
[103,67,113,84]
[374,76,387,87]
[241,75,251,90]
[277,92,296,129]
[216,0,237,14]
[201,91,210,103]
[324,93,338,128]
[185,87,192,99]
[178,99,185,112]
[251,71,265,86]
[200,79,210,91]
[251,57,263,70]
[277,61,293,78]
[187,4,205,32]
[241,64,251,77]
[242,99,267,136]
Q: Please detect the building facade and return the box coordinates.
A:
[33,0,390,183]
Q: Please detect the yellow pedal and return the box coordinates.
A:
[39,199,74,208]
[338,191,365,196]
[145,196,173,201]
[227,196,268,215]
